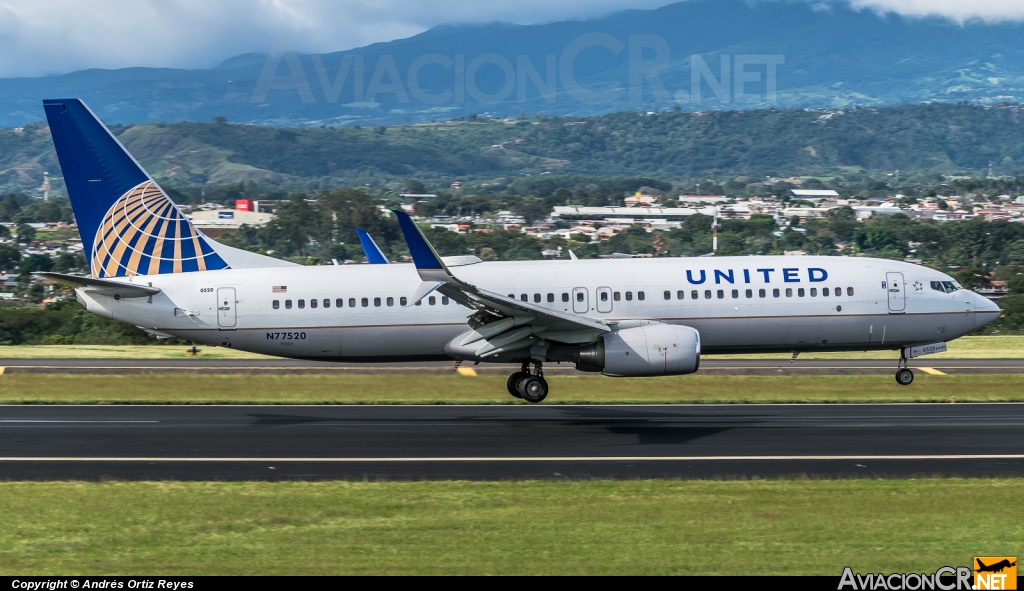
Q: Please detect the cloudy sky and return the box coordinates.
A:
[1,0,1023,78]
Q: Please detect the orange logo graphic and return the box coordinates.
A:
[974,557,1017,590]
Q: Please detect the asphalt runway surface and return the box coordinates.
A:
[1,357,1022,375]
[2,404,1023,480]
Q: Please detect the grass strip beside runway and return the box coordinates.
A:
[0,479,1020,575]
[2,373,1023,404]
[1,335,1022,360]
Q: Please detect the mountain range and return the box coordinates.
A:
[1,0,1023,128]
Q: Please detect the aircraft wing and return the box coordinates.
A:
[37,272,161,299]
[354,228,389,264]
[393,210,609,335]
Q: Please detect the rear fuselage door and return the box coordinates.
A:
[572,287,589,314]
[886,272,905,313]
[596,287,612,313]
[217,287,237,327]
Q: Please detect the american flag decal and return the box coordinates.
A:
[272,286,287,293]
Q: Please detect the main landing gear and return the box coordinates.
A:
[507,361,548,403]
[895,352,914,386]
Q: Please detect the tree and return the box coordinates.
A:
[16,224,35,243]
[404,179,427,194]
[0,244,20,271]
[212,116,227,124]
[1006,240,1024,265]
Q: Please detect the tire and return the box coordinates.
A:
[519,376,549,403]
[506,372,528,398]
[895,368,914,386]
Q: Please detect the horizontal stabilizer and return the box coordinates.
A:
[38,272,161,299]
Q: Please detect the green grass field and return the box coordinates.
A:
[1,335,1022,360]
[2,373,1022,404]
[0,479,1020,575]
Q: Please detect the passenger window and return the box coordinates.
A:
[758,288,766,298]
[847,287,854,296]
[562,293,569,302]
[360,297,369,307]
[798,288,805,297]
[508,294,514,298]
[400,297,407,306]
[810,288,817,297]
[547,293,554,303]
[614,292,621,301]
[786,288,793,297]
[717,290,724,299]
[442,296,449,305]
[415,300,421,306]
[272,300,280,309]
[773,288,780,298]
[625,292,633,301]
[745,289,752,298]
[323,299,330,308]
[534,293,541,303]
[638,291,645,301]
[822,288,829,297]
[387,297,394,306]
[349,298,356,308]
[732,289,739,299]
[664,291,671,300]
[834,287,841,297]
[704,290,712,299]
[521,294,528,302]
[577,292,585,302]
[691,290,698,300]
[677,290,685,300]
[373,297,381,307]
[428,296,436,305]
[298,299,305,309]
[285,300,293,309]
[601,292,609,301]
[310,299,318,309]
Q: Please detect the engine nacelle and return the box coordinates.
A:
[578,324,700,377]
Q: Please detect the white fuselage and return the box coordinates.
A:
[77,256,1000,361]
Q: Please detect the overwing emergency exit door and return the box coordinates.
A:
[596,287,613,313]
[217,287,237,327]
[572,287,589,314]
[886,272,905,312]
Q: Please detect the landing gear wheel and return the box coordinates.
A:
[506,372,528,398]
[518,376,549,403]
[895,368,914,385]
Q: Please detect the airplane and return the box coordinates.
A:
[976,559,1016,573]
[38,98,1002,402]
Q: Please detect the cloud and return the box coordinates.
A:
[845,0,1024,23]
[1,0,1022,78]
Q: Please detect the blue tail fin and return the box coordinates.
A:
[43,98,228,277]
[354,228,389,264]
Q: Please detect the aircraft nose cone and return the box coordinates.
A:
[974,292,1001,329]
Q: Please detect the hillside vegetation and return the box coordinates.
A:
[2,103,1023,196]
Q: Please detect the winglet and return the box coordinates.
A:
[569,250,579,261]
[392,210,451,282]
[354,228,389,264]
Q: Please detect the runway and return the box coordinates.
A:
[2,404,1023,480]
[1,357,1022,375]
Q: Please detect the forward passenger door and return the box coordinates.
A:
[886,272,905,313]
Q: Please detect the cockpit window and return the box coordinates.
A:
[931,280,960,294]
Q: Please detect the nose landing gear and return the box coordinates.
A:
[895,352,914,385]
[507,361,548,403]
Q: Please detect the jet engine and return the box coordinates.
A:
[577,324,700,377]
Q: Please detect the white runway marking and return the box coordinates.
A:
[0,455,1022,462]
[0,420,159,423]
